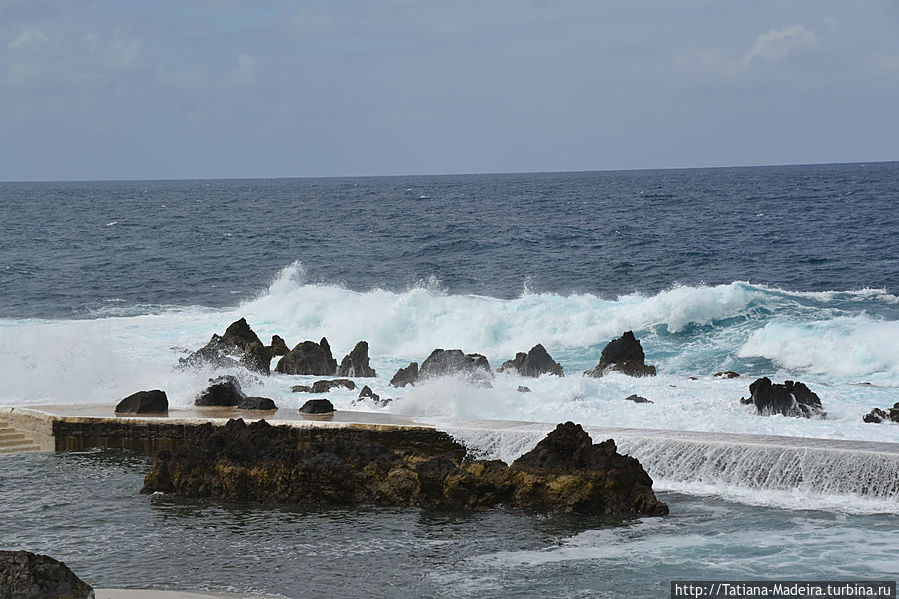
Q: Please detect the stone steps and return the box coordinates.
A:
[0,418,43,454]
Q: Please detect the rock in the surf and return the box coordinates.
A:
[584,331,656,378]
[337,341,376,377]
[299,398,335,414]
[741,377,825,418]
[115,389,169,414]
[418,349,493,385]
[179,317,273,375]
[714,371,740,379]
[240,396,278,410]
[0,550,95,599]
[499,344,564,377]
[890,402,899,423]
[624,394,653,404]
[275,337,337,376]
[311,379,356,393]
[196,375,245,407]
[141,418,668,517]
[291,385,313,393]
[389,362,419,387]
[863,408,889,423]
[268,335,290,357]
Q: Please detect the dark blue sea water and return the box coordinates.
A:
[1,163,898,597]
[2,162,897,319]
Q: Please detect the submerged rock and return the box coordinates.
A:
[115,389,169,414]
[389,362,419,388]
[337,341,376,377]
[0,550,95,599]
[141,419,667,517]
[499,344,564,377]
[517,386,532,393]
[741,377,825,418]
[624,394,652,404]
[299,399,335,414]
[714,371,740,379]
[311,379,356,393]
[291,385,313,393]
[584,331,656,378]
[180,318,273,375]
[275,337,338,376]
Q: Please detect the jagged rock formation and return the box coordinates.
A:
[390,362,419,387]
[584,331,656,378]
[419,349,491,380]
[275,337,337,376]
[0,550,95,599]
[624,394,652,404]
[740,377,825,418]
[141,419,667,517]
[499,344,564,377]
[268,335,290,357]
[115,389,169,414]
[337,341,376,377]
[179,317,273,375]
[195,376,276,410]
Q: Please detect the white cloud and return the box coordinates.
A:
[867,52,899,76]
[743,24,819,66]
[157,54,257,91]
[4,28,142,92]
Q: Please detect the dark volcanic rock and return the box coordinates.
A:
[863,408,889,423]
[269,335,290,357]
[517,386,532,393]
[291,385,313,393]
[419,349,493,385]
[499,344,564,377]
[354,385,390,407]
[312,379,356,393]
[742,377,825,418]
[115,389,169,414]
[624,394,652,404]
[180,318,272,375]
[196,375,245,407]
[0,550,94,599]
[299,399,335,414]
[275,337,338,376]
[714,371,740,379]
[390,362,419,387]
[584,331,657,378]
[141,418,667,517]
[891,402,899,423]
[241,396,277,410]
[337,341,376,377]
[509,422,668,515]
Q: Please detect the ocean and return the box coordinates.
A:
[1,162,897,597]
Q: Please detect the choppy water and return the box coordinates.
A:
[0,450,896,599]
[1,163,898,594]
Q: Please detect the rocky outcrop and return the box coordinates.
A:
[337,341,376,377]
[195,376,277,410]
[275,338,337,376]
[416,349,493,386]
[311,379,356,393]
[141,418,667,517]
[499,344,563,377]
[390,362,419,387]
[115,389,169,414]
[179,318,272,375]
[0,550,94,599]
[299,399,335,414]
[354,385,390,407]
[508,422,669,515]
[740,377,825,418]
[268,335,290,357]
[863,403,899,424]
[584,331,656,378]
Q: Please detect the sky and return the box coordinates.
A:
[1,0,897,181]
